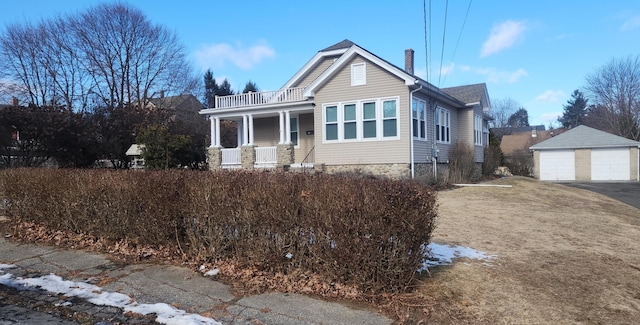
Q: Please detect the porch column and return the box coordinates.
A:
[248,114,255,145]
[242,115,249,146]
[237,119,244,146]
[285,110,291,144]
[209,116,220,148]
[278,111,285,144]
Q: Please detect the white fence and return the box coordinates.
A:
[220,148,241,168]
[254,146,277,167]
[215,87,305,109]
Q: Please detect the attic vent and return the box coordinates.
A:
[532,129,537,138]
[351,62,366,86]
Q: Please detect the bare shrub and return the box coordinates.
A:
[504,149,533,176]
[447,142,476,183]
[0,168,438,295]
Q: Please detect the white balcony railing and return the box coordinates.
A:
[215,87,305,109]
[255,146,277,167]
[220,148,241,168]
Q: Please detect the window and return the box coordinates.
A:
[323,97,398,142]
[412,99,426,139]
[436,107,450,143]
[290,116,299,146]
[325,106,338,140]
[362,102,376,138]
[382,100,397,137]
[351,63,366,86]
[474,115,482,146]
[344,104,357,139]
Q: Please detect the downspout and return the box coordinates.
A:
[637,145,639,182]
[409,82,423,179]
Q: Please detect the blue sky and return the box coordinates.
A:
[2,1,639,126]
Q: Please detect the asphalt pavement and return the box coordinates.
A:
[565,182,640,209]
[0,237,392,325]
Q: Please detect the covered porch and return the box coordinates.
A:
[200,88,315,170]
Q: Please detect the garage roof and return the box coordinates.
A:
[529,125,640,150]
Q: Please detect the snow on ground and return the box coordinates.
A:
[0,265,221,325]
[0,243,494,324]
[422,242,496,271]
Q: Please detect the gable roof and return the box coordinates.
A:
[148,94,204,111]
[529,125,640,150]
[442,83,486,105]
[501,130,556,155]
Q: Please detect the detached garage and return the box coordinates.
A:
[530,125,640,182]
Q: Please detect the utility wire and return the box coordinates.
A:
[442,0,473,86]
[423,0,429,84]
[437,0,449,88]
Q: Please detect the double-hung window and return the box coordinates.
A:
[290,116,299,146]
[325,106,338,140]
[412,99,426,139]
[436,107,450,143]
[323,97,398,142]
[474,114,482,146]
[362,102,377,138]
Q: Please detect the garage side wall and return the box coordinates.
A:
[575,149,591,181]
[632,147,639,181]
[533,150,540,179]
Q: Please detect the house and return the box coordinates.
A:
[125,144,145,169]
[492,125,546,141]
[198,40,492,178]
[529,125,640,181]
[500,128,564,157]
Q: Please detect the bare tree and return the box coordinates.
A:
[584,55,640,140]
[489,97,520,128]
[0,3,198,111]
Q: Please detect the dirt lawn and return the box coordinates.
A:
[419,176,640,324]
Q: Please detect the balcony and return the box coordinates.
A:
[215,87,306,109]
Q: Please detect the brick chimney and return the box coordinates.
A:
[404,49,415,75]
[10,97,18,106]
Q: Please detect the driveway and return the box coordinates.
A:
[565,182,640,209]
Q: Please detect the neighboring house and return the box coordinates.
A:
[198,40,492,178]
[147,93,205,124]
[530,125,640,182]
[126,144,145,169]
[492,125,545,141]
[500,128,563,157]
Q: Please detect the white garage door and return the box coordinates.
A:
[540,150,575,181]
[591,148,630,181]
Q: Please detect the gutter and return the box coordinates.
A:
[409,82,423,179]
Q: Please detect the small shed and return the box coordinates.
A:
[529,125,640,182]
[126,144,145,169]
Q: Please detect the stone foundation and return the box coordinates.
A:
[207,147,222,171]
[276,144,294,167]
[322,163,411,179]
[241,145,256,169]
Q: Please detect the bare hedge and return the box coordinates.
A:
[0,168,438,294]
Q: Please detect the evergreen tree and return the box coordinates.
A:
[242,80,259,93]
[507,108,530,127]
[558,89,588,129]
[203,69,218,108]
[218,79,234,96]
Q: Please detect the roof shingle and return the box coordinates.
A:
[529,125,640,150]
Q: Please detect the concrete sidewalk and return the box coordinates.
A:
[0,237,392,325]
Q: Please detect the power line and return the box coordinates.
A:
[423,0,430,84]
[437,0,449,87]
[442,0,473,86]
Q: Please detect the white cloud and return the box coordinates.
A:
[536,111,563,127]
[535,90,565,103]
[194,41,275,70]
[414,67,428,80]
[439,63,455,77]
[621,16,640,31]
[459,65,528,84]
[480,20,527,57]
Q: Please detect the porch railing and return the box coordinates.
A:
[215,87,305,109]
[220,148,241,168]
[255,146,277,167]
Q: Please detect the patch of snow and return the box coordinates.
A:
[0,266,222,325]
[204,268,219,276]
[421,243,496,271]
[285,252,293,259]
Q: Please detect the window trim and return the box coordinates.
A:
[412,98,427,140]
[322,97,400,143]
[436,107,451,144]
[290,115,300,147]
[474,114,482,146]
